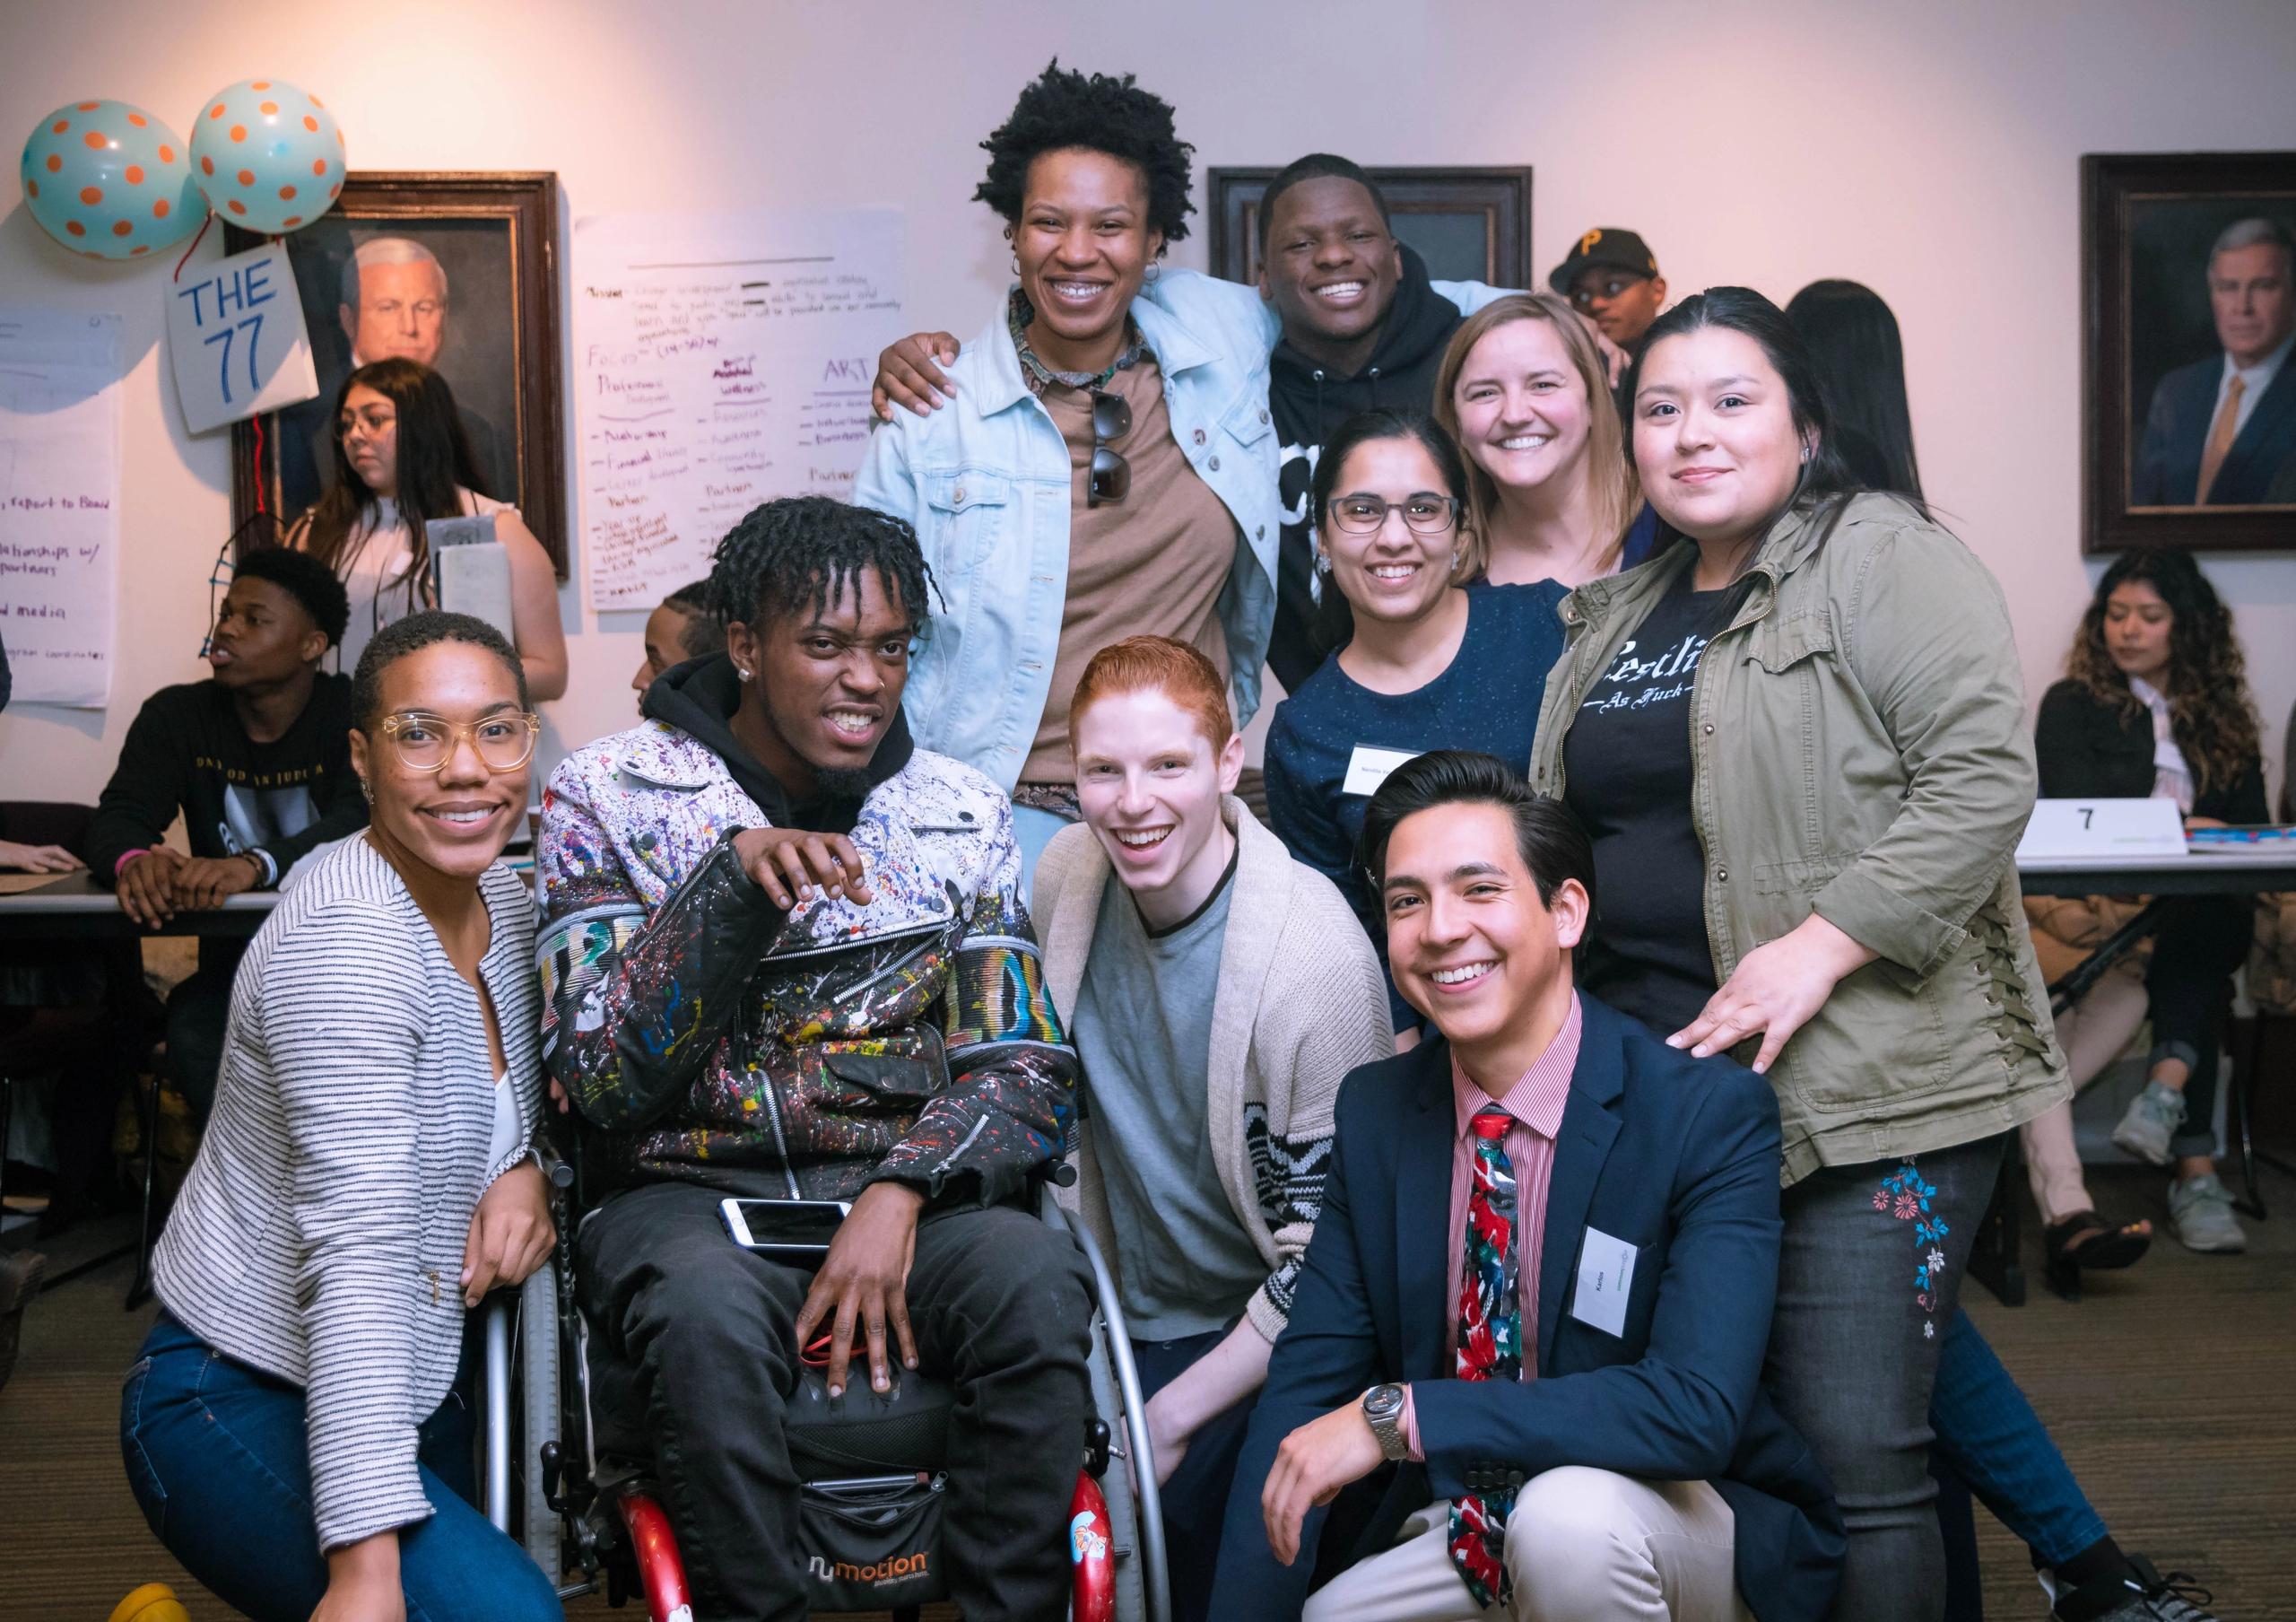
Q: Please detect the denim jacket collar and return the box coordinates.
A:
[971,281,1224,418]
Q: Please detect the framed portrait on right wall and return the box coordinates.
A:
[2084,151,2296,554]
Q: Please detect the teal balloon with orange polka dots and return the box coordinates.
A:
[19,99,207,262]
[187,78,344,237]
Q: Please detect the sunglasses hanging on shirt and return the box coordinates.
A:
[1088,388,1132,509]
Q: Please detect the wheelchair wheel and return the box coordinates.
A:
[1044,1193,1169,1622]
[517,1263,564,1578]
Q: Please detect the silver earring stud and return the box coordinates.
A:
[735,667,752,683]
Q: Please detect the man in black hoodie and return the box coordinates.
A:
[1254,154,1508,691]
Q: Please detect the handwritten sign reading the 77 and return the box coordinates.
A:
[166,240,318,435]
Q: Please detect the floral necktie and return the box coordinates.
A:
[1450,1107,1520,1606]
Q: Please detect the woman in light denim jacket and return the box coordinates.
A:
[851,64,1283,884]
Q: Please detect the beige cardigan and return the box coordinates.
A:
[1034,796,1391,1343]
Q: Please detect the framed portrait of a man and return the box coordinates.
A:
[226,171,566,572]
[2085,152,2296,554]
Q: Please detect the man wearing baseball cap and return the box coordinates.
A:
[1549,227,1667,355]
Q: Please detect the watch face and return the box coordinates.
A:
[1364,1382,1405,1418]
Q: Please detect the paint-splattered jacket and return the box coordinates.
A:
[536,719,1074,1206]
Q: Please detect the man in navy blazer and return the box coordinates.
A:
[1211,753,1840,1621]
[2132,216,2296,507]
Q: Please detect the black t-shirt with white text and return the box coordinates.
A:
[1562,569,1742,1035]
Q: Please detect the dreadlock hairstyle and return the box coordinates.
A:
[660,578,726,658]
[2064,548,2262,798]
[974,61,1196,244]
[291,358,490,613]
[705,497,937,636]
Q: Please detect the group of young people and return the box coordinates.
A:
[0,53,2283,1622]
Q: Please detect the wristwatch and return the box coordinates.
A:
[1361,1382,1410,1462]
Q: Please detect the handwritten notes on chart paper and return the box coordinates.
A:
[0,307,121,707]
[575,209,902,610]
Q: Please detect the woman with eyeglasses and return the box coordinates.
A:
[1262,409,1567,1042]
[290,356,569,702]
[121,611,561,1622]
[852,63,1278,883]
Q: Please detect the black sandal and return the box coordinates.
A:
[2043,1211,2152,1300]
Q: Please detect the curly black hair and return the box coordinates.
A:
[706,497,936,634]
[234,544,352,650]
[974,60,1195,243]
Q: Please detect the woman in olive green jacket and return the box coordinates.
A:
[1527,288,2066,1622]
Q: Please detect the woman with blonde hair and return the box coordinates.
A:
[1433,291,1658,588]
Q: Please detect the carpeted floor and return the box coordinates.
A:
[3,1163,2289,1621]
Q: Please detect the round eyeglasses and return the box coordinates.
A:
[378,711,541,773]
[1325,493,1460,536]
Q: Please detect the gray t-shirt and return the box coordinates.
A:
[1072,853,1266,1339]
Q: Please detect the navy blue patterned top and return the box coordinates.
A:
[1263,580,1570,1030]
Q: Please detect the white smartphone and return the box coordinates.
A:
[719,1197,850,1258]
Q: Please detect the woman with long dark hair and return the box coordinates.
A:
[289,357,568,700]
[1781,279,1926,501]
[2031,550,2266,1259]
[1528,287,2065,1619]
[1789,283,2223,1622]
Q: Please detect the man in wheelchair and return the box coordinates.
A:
[535,496,1097,1621]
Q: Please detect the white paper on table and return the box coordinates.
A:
[2014,798,2188,862]
[166,241,319,434]
[572,208,903,612]
[0,307,122,707]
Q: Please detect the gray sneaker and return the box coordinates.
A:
[2049,1553,2220,1622]
[2111,1080,2186,1165]
[2169,1173,2247,1253]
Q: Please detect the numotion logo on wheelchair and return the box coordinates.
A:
[806,1549,933,1586]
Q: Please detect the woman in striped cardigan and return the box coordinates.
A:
[120,612,561,1622]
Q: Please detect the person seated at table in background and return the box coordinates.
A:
[85,547,367,1121]
[629,577,726,713]
[121,611,559,1622]
[1213,753,1841,1621]
[1433,292,1659,590]
[2025,549,2268,1260]
[1265,411,1566,1042]
[1031,635,1389,1622]
[536,496,1093,1621]
[851,62,1279,884]
[288,356,568,702]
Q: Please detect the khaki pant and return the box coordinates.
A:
[1302,1468,1752,1622]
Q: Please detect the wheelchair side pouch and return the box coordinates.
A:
[798,1471,946,1610]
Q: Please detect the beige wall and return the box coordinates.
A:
[4,0,2293,807]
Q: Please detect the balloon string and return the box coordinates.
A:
[172,214,213,282]
[253,412,267,515]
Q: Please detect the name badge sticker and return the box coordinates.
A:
[1342,745,1422,798]
[1569,1226,1638,1338]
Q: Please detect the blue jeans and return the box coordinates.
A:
[120,1310,560,1622]
[1011,804,1072,903]
[1930,1309,2108,1567]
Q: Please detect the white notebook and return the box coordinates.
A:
[428,516,516,644]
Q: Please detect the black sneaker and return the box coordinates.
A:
[2052,1555,2220,1622]
[0,1248,46,1392]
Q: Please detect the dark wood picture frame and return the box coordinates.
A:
[1208,166,1534,289]
[226,170,567,575]
[2083,151,2296,554]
